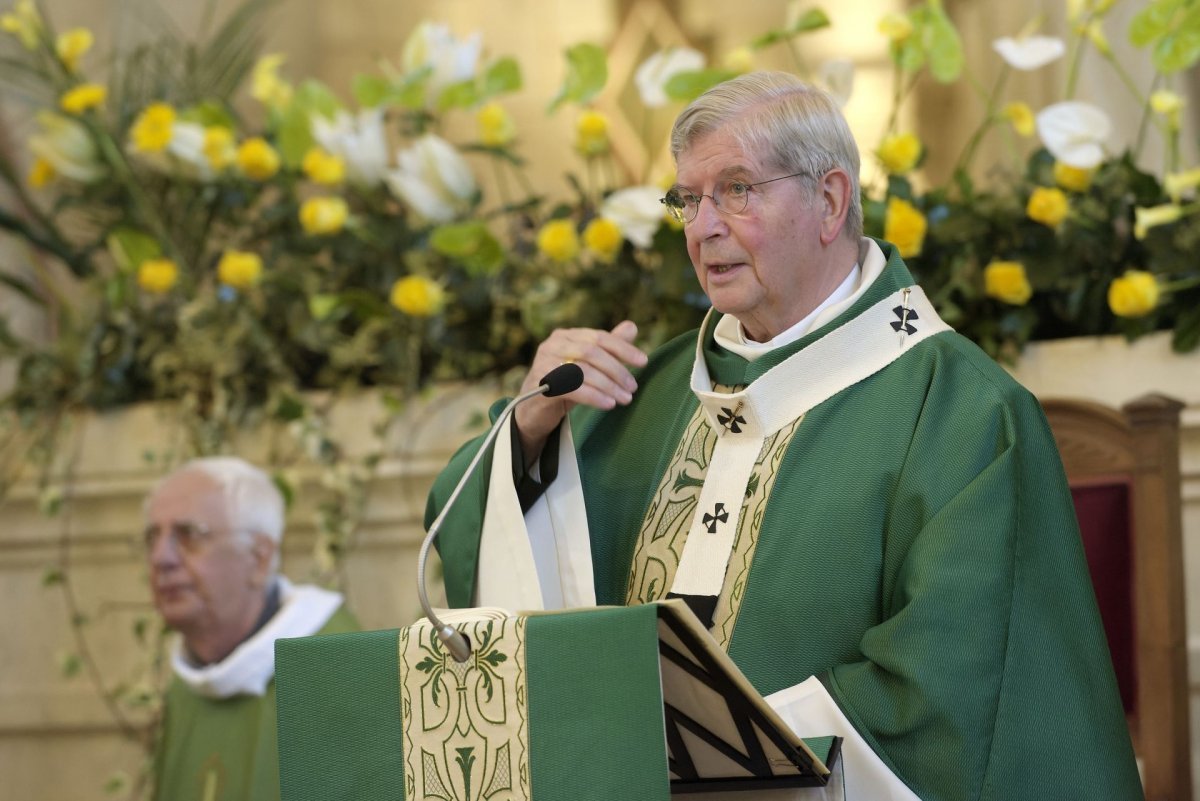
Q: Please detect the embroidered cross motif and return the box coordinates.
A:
[717,401,746,434]
[891,288,918,336]
[703,502,729,533]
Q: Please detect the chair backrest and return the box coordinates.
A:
[1041,393,1192,801]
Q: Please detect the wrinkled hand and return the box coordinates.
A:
[514,320,647,462]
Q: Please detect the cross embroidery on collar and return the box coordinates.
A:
[703,502,729,533]
[890,287,918,337]
[717,401,746,434]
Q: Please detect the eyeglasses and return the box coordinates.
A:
[660,171,811,224]
[142,521,216,555]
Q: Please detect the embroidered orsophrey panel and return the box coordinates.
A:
[398,616,530,801]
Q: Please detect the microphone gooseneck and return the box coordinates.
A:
[416,362,585,661]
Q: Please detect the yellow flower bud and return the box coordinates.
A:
[476,101,517,148]
[878,12,913,43]
[537,219,581,263]
[299,196,350,235]
[1164,167,1200,202]
[27,157,55,188]
[876,133,922,175]
[389,275,446,317]
[59,83,106,115]
[130,103,176,153]
[583,217,623,263]
[1001,102,1035,137]
[1133,204,1183,240]
[983,260,1033,305]
[56,28,93,72]
[1150,90,1184,131]
[137,258,179,294]
[236,137,281,181]
[1026,186,1070,228]
[217,250,263,289]
[883,197,927,258]
[1082,20,1110,55]
[1107,270,1160,318]
[1,0,42,49]
[202,126,235,171]
[575,110,610,158]
[722,47,755,74]
[1053,162,1094,193]
[302,148,345,184]
[251,54,293,110]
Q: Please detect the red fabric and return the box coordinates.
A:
[1071,483,1135,714]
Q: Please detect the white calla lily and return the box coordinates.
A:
[28,111,104,183]
[385,134,478,223]
[818,59,855,107]
[312,109,389,186]
[1036,101,1112,169]
[634,47,705,108]
[601,186,666,248]
[992,36,1065,70]
[402,21,482,104]
[163,122,215,179]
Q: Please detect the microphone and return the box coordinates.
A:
[417,362,585,661]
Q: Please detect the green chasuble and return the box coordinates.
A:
[154,605,357,801]
[426,240,1143,801]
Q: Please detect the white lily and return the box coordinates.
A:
[401,21,482,105]
[28,111,104,183]
[160,121,217,180]
[311,109,389,186]
[817,59,855,107]
[601,186,666,248]
[1036,101,1111,169]
[385,134,477,223]
[634,47,705,108]
[992,36,1065,70]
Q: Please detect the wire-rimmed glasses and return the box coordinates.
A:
[659,171,811,224]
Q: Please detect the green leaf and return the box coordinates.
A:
[273,392,307,422]
[103,771,130,795]
[272,471,296,508]
[664,69,737,103]
[1150,5,1200,72]
[352,74,391,108]
[925,4,964,82]
[1172,301,1200,352]
[59,652,82,678]
[437,78,480,111]
[430,221,505,275]
[483,57,522,97]
[106,228,162,273]
[548,43,607,112]
[293,79,342,119]
[1129,0,1184,46]
[277,102,315,169]
[41,567,64,586]
[789,8,832,33]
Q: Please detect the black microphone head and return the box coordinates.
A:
[540,362,585,397]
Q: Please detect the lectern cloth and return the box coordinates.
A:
[426,238,1144,801]
[154,599,356,801]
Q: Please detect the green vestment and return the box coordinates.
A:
[427,241,1143,800]
[153,605,357,801]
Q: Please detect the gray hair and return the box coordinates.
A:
[147,456,285,571]
[670,71,862,239]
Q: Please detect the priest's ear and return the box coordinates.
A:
[249,532,277,587]
[818,168,852,245]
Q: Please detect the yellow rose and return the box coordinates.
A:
[575,110,610,158]
[389,275,446,317]
[137,258,179,294]
[877,133,922,175]
[202,126,235,171]
[1164,167,1200,202]
[217,250,263,289]
[27,157,55,188]
[130,103,176,153]
[1053,162,1094,193]
[983,260,1032,305]
[476,102,516,148]
[56,28,93,72]
[883,197,927,258]
[251,54,293,110]
[1002,102,1035,137]
[877,12,913,43]
[1107,270,1160,318]
[1133,204,1183,240]
[59,83,106,115]
[236,137,281,181]
[537,219,581,262]
[1026,186,1069,228]
[583,217,623,263]
[299,196,350,235]
[302,148,345,185]
[1,0,42,49]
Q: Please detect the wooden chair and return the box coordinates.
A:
[1041,393,1192,801]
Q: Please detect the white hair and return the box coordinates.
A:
[147,456,285,571]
